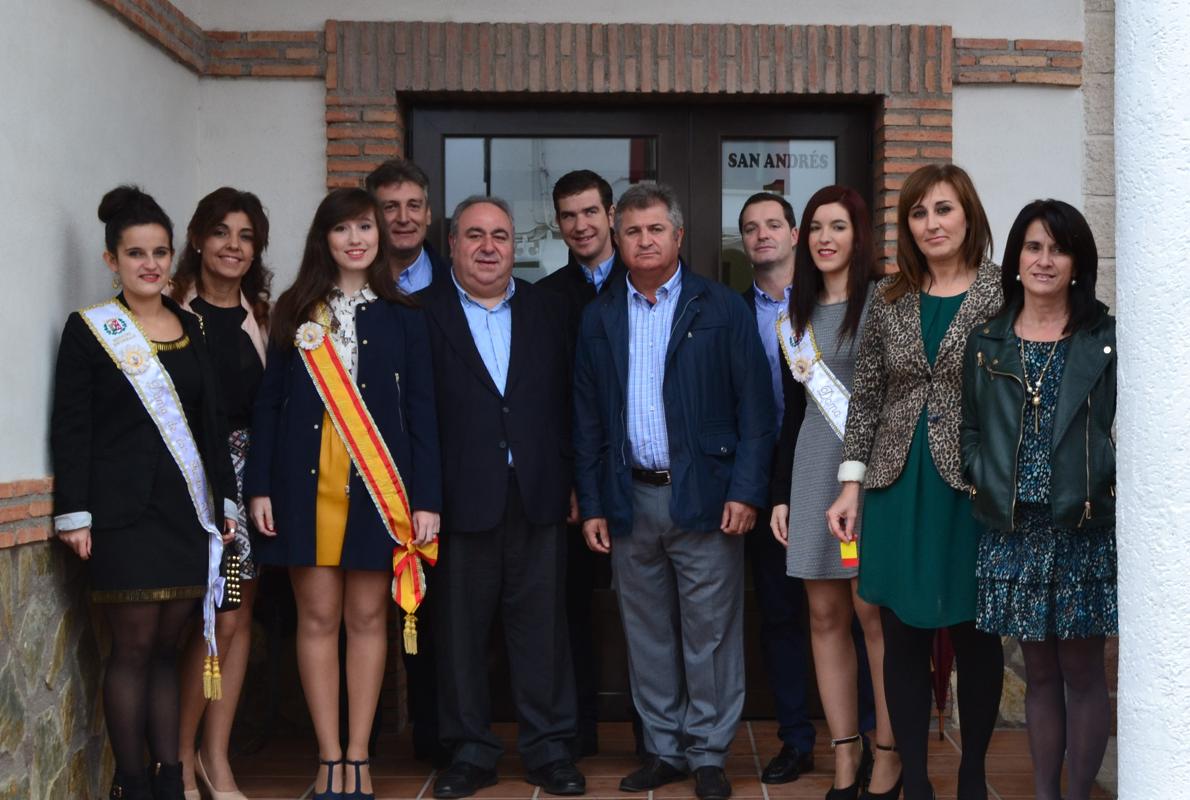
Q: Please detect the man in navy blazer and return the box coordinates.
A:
[366,158,451,294]
[421,196,584,799]
[572,183,774,800]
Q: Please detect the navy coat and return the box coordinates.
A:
[572,268,775,538]
[244,299,442,570]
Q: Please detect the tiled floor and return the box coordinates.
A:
[229,721,1113,800]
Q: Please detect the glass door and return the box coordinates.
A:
[442,136,657,282]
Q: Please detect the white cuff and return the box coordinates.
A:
[54,511,92,532]
[837,461,867,483]
[223,498,239,522]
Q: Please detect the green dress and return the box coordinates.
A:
[857,292,983,628]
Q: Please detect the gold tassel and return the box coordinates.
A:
[403,613,418,655]
[203,655,224,700]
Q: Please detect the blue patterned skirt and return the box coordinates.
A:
[976,503,1117,641]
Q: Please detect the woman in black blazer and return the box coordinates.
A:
[245,188,442,800]
[51,186,237,800]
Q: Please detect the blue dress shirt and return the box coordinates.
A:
[753,282,791,431]
[453,271,515,463]
[397,247,435,294]
[580,253,616,293]
[626,267,683,470]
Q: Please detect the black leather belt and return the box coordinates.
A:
[631,468,671,486]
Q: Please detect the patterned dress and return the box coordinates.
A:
[976,338,1119,641]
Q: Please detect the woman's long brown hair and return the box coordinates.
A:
[271,188,411,349]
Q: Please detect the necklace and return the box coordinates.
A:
[1018,338,1059,434]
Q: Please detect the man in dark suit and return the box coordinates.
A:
[737,192,817,782]
[537,170,627,758]
[366,158,451,293]
[365,156,451,765]
[573,183,775,800]
[422,195,584,799]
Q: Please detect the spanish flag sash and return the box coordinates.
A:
[80,299,227,697]
[295,306,436,653]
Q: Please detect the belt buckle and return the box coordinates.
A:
[657,469,671,486]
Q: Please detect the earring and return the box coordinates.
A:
[196,247,202,254]
[1015,274,1021,282]
[1071,277,1078,286]
[111,275,121,290]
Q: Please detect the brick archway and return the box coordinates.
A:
[323,22,959,264]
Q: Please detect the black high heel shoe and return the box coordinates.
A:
[110,769,152,800]
[859,743,902,800]
[343,758,375,800]
[826,734,872,800]
[313,758,343,800]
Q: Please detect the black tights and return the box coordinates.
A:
[880,608,1004,800]
[1020,637,1110,800]
[103,599,198,775]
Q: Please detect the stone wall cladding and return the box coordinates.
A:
[0,542,108,799]
[953,38,1084,86]
[324,21,966,263]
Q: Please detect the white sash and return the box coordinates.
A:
[777,311,851,441]
[80,301,223,665]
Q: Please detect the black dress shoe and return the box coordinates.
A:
[432,762,498,799]
[761,745,815,784]
[526,760,586,796]
[693,766,732,800]
[109,770,152,800]
[619,757,687,792]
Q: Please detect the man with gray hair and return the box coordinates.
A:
[420,196,585,798]
[573,183,775,800]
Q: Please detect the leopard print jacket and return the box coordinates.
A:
[840,259,1003,491]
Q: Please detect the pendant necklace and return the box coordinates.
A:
[1018,338,1059,433]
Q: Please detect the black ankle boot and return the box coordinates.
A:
[109,769,152,800]
[149,762,185,800]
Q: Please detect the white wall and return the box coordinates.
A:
[1115,0,1190,795]
[196,79,327,291]
[188,0,1082,39]
[954,85,1085,264]
[0,0,200,481]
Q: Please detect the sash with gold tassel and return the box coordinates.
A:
[295,307,436,653]
[80,299,227,697]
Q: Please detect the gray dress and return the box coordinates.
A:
[786,296,869,580]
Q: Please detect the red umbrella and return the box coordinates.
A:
[931,628,955,740]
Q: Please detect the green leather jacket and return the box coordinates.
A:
[960,302,1116,531]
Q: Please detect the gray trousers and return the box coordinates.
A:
[611,482,746,770]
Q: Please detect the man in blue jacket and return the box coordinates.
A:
[572,183,774,800]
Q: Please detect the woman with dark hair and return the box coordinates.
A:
[51,186,237,800]
[962,200,1116,800]
[170,187,272,800]
[826,164,1005,800]
[245,188,442,799]
[770,185,898,800]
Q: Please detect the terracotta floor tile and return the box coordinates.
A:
[228,721,1116,799]
[371,776,436,799]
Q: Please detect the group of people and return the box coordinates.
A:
[51,156,1117,800]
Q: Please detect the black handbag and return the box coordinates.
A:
[217,541,243,612]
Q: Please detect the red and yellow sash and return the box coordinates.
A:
[296,309,436,653]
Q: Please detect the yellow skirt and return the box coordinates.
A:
[315,412,350,566]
